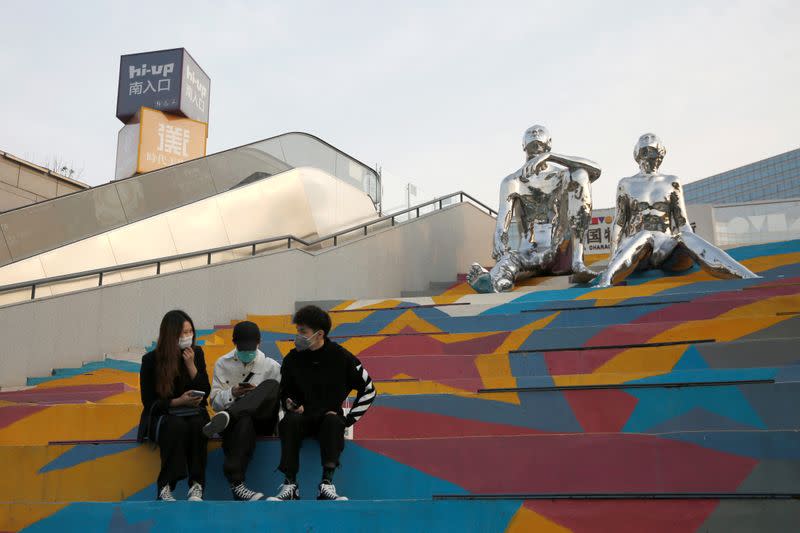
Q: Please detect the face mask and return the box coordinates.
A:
[294,331,319,351]
[237,350,257,364]
[178,335,193,350]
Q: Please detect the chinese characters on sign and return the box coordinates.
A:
[157,123,190,157]
[117,48,211,123]
[114,49,210,179]
[128,62,174,96]
[137,107,207,173]
[184,64,208,113]
[583,212,614,253]
[180,53,211,123]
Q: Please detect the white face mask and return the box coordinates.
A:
[178,335,193,350]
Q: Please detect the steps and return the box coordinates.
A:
[2,239,800,532]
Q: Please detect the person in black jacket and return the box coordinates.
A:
[267,305,376,502]
[138,309,211,502]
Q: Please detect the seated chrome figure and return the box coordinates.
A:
[597,133,758,287]
[468,125,601,293]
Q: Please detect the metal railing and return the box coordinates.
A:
[0,191,496,303]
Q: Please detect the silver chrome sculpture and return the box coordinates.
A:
[597,133,758,287]
[468,125,601,293]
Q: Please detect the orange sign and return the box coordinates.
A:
[137,107,207,173]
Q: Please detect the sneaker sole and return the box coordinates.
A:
[188,496,203,502]
[203,412,230,437]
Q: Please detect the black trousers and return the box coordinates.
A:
[156,412,209,491]
[278,411,346,478]
[221,380,280,484]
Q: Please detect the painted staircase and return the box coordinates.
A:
[2,240,800,532]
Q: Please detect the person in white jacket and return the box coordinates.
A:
[203,321,281,501]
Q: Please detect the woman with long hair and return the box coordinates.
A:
[138,309,211,501]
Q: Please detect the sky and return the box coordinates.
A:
[0,0,798,211]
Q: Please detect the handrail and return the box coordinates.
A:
[0,191,496,301]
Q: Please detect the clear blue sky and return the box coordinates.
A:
[1,0,798,210]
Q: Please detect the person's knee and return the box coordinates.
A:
[320,413,346,432]
[279,412,303,434]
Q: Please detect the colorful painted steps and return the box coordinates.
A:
[2,239,800,532]
[10,498,800,533]
[4,430,800,504]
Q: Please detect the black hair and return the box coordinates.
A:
[154,309,195,397]
[292,305,332,337]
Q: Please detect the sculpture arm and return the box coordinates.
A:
[493,173,518,259]
[669,178,693,233]
[547,153,602,183]
[609,182,629,257]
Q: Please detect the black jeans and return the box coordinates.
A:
[156,412,209,491]
[278,411,346,478]
[221,380,280,484]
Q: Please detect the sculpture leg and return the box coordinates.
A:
[468,249,543,293]
[467,262,495,294]
[596,231,655,287]
[565,170,598,283]
[677,232,760,280]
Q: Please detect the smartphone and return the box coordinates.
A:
[188,390,205,398]
[238,372,255,387]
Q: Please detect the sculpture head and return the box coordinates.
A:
[634,133,666,173]
[523,125,552,158]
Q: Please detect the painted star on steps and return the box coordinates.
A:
[622,346,766,433]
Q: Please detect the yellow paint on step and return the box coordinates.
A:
[505,503,573,533]
[0,403,141,445]
[0,444,157,502]
[379,310,443,334]
[590,345,687,384]
[431,282,476,305]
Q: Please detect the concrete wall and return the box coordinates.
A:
[0,152,87,212]
[0,202,494,388]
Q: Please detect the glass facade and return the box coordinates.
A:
[714,199,800,246]
[683,148,800,205]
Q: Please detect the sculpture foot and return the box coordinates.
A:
[569,264,599,284]
[467,263,495,294]
[494,278,514,292]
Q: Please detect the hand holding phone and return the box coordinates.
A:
[286,398,304,414]
[233,383,255,398]
[189,390,206,398]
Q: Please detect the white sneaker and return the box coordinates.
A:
[203,411,230,437]
[266,482,300,501]
[232,482,264,501]
[317,482,348,501]
[158,485,176,502]
[187,482,204,502]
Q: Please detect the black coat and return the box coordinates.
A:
[137,346,211,442]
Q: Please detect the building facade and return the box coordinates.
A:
[0,151,88,212]
[684,148,800,205]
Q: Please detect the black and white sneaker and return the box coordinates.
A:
[317,481,348,501]
[157,485,176,502]
[266,482,300,501]
[231,482,264,501]
[187,482,204,502]
[203,411,230,437]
